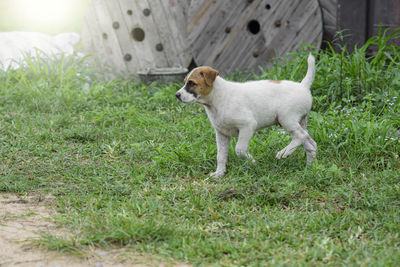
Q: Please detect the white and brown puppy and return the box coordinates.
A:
[175,54,317,177]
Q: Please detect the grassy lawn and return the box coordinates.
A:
[0,30,399,266]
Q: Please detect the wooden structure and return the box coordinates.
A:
[319,0,338,44]
[81,0,192,77]
[319,0,400,51]
[81,0,399,78]
[186,0,323,74]
[338,0,400,51]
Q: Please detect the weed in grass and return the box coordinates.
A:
[0,30,400,265]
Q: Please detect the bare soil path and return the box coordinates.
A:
[0,193,189,267]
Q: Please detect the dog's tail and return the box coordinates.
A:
[300,53,315,90]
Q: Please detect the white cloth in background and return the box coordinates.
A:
[0,31,81,70]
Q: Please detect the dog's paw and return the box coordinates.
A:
[210,170,225,178]
[248,154,256,164]
[236,149,255,162]
[306,151,316,163]
[276,148,290,159]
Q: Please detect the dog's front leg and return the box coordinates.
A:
[210,131,230,178]
[235,125,256,163]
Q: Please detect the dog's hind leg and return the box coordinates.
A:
[303,136,317,162]
[299,115,317,162]
[299,115,308,130]
[276,118,316,161]
[276,125,304,159]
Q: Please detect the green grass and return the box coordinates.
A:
[1,29,399,266]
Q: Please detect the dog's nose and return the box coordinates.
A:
[175,92,181,100]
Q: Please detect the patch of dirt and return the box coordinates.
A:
[0,193,190,267]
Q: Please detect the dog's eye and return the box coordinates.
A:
[187,81,196,87]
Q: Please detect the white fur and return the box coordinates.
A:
[176,54,317,177]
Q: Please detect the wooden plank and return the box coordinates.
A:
[105,0,143,72]
[81,19,94,56]
[187,0,232,64]
[208,0,262,67]
[147,0,184,67]
[81,0,192,77]
[82,2,113,71]
[160,0,192,67]
[337,0,367,51]
[118,0,160,69]
[319,0,338,42]
[187,0,323,74]
[92,0,128,75]
[368,0,400,47]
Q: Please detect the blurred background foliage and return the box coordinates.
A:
[0,0,90,34]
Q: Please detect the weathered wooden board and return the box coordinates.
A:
[368,0,400,47]
[337,0,400,53]
[337,0,368,50]
[186,0,323,74]
[81,0,192,77]
[319,0,338,43]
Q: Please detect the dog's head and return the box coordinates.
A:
[175,66,219,103]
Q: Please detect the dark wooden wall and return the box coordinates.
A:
[336,0,400,52]
[319,0,338,44]
[368,0,400,45]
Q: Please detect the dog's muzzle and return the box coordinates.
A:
[175,92,182,102]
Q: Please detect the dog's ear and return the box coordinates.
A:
[183,72,189,84]
[200,67,219,87]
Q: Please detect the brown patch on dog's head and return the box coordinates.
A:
[269,80,281,84]
[184,67,219,98]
